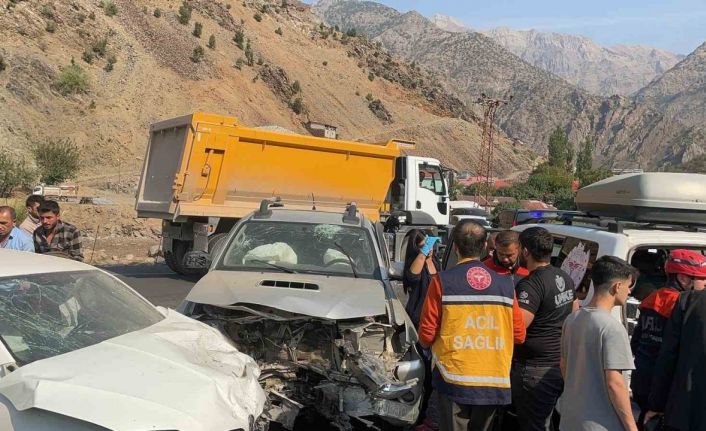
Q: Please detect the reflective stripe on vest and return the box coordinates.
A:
[432,261,516,396]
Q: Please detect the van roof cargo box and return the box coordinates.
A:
[576,173,706,226]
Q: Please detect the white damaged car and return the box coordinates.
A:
[0,250,265,431]
[179,205,425,430]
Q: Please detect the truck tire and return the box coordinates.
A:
[164,240,205,276]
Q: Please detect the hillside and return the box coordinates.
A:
[315,0,706,170]
[592,42,706,168]
[313,0,603,154]
[429,15,683,97]
[483,28,683,97]
[0,0,536,184]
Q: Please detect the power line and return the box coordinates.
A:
[475,93,510,209]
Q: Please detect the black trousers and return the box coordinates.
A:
[510,363,564,431]
[437,392,497,431]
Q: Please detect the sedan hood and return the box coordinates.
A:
[0,309,266,431]
[186,271,387,320]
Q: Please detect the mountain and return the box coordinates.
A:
[429,15,683,97]
[313,0,602,154]
[429,14,468,33]
[0,0,536,181]
[315,0,705,170]
[592,42,706,168]
[483,28,684,97]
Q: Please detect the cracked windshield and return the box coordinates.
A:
[0,271,163,366]
[219,222,377,278]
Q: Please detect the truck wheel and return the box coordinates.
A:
[208,233,228,255]
[164,240,206,276]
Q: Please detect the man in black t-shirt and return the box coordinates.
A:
[512,227,577,431]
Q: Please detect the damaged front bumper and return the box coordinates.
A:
[183,302,424,430]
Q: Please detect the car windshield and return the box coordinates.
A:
[218,221,378,278]
[0,270,164,366]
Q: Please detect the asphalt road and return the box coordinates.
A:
[103,263,199,308]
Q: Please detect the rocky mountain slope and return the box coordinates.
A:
[315,0,706,170]
[0,0,535,183]
[484,28,683,97]
[430,16,683,97]
[592,42,706,168]
[314,0,602,154]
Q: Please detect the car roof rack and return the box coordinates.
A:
[558,213,706,234]
[343,202,360,225]
[254,197,283,219]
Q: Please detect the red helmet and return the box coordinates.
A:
[665,250,706,278]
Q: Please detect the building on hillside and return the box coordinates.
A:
[307,121,338,139]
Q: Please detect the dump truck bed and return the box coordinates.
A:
[136,112,409,221]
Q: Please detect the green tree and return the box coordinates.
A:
[32,139,81,184]
[233,29,245,49]
[103,1,118,17]
[153,8,162,18]
[0,154,34,198]
[244,40,254,66]
[207,35,216,49]
[191,46,205,63]
[193,22,203,38]
[178,2,192,25]
[547,126,570,169]
[576,138,593,178]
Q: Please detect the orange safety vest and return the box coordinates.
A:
[432,261,516,405]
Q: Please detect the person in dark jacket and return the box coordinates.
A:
[645,288,706,431]
[630,249,706,423]
[402,229,441,430]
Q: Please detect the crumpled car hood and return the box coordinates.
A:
[186,270,387,320]
[0,309,266,431]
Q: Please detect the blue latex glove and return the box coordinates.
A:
[422,348,432,360]
[420,236,440,256]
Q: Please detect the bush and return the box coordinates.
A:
[368,72,375,81]
[89,11,95,20]
[153,8,161,18]
[290,97,304,114]
[91,37,108,57]
[234,58,245,70]
[253,13,262,22]
[208,35,216,49]
[365,93,373,101]
[32,139,81,184]
[81,48,94,64]
[45,20,56,33]
[275,27,283,36]
[346,28,357,37]
[191,46,205,63]
[257,57,264,66]
[0,55,6,72]
[244,40,254,65]
[322,61,328,66]
[78,13,86,23]
[103,1,118,17]
[0,153,34,198]
[178,2,192,25]
[104,55,116,72]
[233,29,245,49]
[291,80,301,93]
[55,63,89,95]
[193,22,202,38]
[40,4,54,18]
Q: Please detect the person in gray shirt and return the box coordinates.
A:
[559,256,638,431]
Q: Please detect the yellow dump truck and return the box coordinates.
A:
[136,112,450,274]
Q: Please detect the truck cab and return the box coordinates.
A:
[389,156,449,227]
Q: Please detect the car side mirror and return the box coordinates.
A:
[388,261,405,281]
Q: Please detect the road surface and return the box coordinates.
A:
[103,263,198,308]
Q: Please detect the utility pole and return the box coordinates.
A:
[475,93,510,210]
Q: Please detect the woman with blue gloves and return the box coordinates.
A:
[403,229,441,430]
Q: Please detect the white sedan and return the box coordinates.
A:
[0,250,266,431]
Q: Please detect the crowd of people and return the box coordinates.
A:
[0,195,84,261]
[404,220,706,431]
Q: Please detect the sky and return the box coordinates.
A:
[313,0,706,54]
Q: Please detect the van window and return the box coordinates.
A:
[552,236,600,298]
